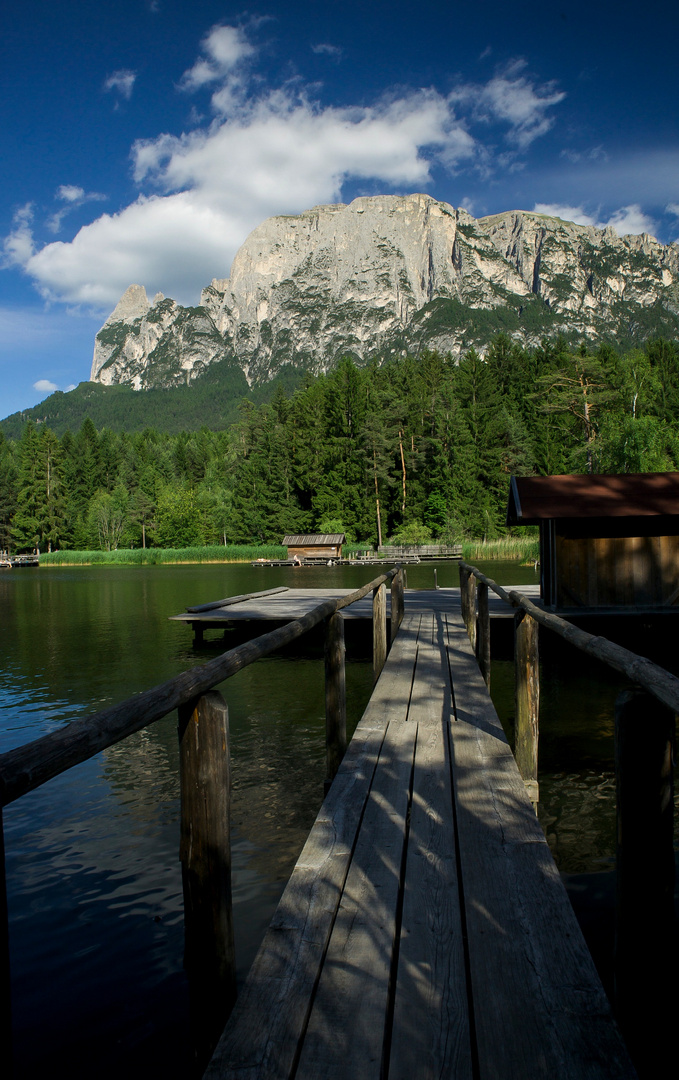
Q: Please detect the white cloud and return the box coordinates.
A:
[1,204,36,268]
[605,204,657,236]
[533,201,657,236]
[57,185,86,203]
[48,186,107,233]
[666,202,679,217]
[104,69,137,101]
[180,24,255,92]
[311,43,343,60]
[453,60,565,148]
[533,202,598,227]
[5,25,566,310]
[33,379,59,393]
[25,88,477,306]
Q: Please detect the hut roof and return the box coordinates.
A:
[507,473,679,525]
[282,534,346,546]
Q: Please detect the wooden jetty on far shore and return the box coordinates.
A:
[0,551,39,568]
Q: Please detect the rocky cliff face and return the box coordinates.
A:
[91,194,679,389]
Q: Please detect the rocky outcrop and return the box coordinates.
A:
[91,194,679,389]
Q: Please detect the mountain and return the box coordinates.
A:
[91,193,679,390]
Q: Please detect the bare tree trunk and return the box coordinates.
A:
[398,430,406,513]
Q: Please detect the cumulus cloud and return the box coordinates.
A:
[6,24,567,309]
[33,379,59,393]
[104,69,137,101]
[533,201,657,236]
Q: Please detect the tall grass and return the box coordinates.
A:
[39,545,287,566]
[461,537,540,562]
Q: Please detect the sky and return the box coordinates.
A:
[1,0,678,420]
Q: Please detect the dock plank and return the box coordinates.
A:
[443,613,635,1080]
[389,614,473,1080]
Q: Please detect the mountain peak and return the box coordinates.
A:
[91,195,679,391]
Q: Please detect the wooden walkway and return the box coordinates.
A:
[205,607,634,1079]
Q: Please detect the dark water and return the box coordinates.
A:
[0,560,674,1075]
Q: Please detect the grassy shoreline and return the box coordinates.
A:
[37,537,540,567]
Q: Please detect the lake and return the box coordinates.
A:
[0,560,672,1076]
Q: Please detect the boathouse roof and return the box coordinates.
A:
[282,534,346,546]
[507,472,679,525]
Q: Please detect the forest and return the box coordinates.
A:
[2,334,679,553]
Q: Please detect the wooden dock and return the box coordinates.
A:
[204,606,634,1079]
[170,585,543,634]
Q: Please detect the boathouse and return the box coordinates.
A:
[283,533,345,560]
[507,471,679,610]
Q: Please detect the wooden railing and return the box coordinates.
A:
[459,561,676,1061]
[0,567,405,1071]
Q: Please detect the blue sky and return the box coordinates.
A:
[2,0,678,419]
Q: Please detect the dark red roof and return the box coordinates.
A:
[507,473,679,525]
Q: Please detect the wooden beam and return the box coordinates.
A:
[391,568,404,642]
[373,583,388,683]
[476,580,491,689]
[459,561,679,716]
[324,613,347,785]
[614,688,675,1068]
[514,609,539,809]
[178,691,236,1069]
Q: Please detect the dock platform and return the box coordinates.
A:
[205,606,633,1079]
[170,585,543,632]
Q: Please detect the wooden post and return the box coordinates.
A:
[390,569,404,643]
[459,566,477,652]
[477,580,491,690]
[192,621,204,646]
[459,564,470,631]
[614,688,675,1065]
[324,613,347,787]
[0,811,13,1071]
[373,582,387,684]
[514,610,539,809]
[178,690,236,1067]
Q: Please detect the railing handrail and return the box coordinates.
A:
[0,568,399,808]
[459,560,679,715]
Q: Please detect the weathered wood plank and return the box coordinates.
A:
[187,586,290,613]
[373,582,388,683]
[205,616,423,1080]
[389,614,473,1080]
[514,608,539,806]
[444,613,636,1080]
[294,703,417,1079]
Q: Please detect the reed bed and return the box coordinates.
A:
[39,545,287,566]
[461,536,540,562]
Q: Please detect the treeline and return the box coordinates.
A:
[2,334,679,552]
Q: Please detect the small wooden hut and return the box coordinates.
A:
[282,534,345,560]
[507,472,679,610]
